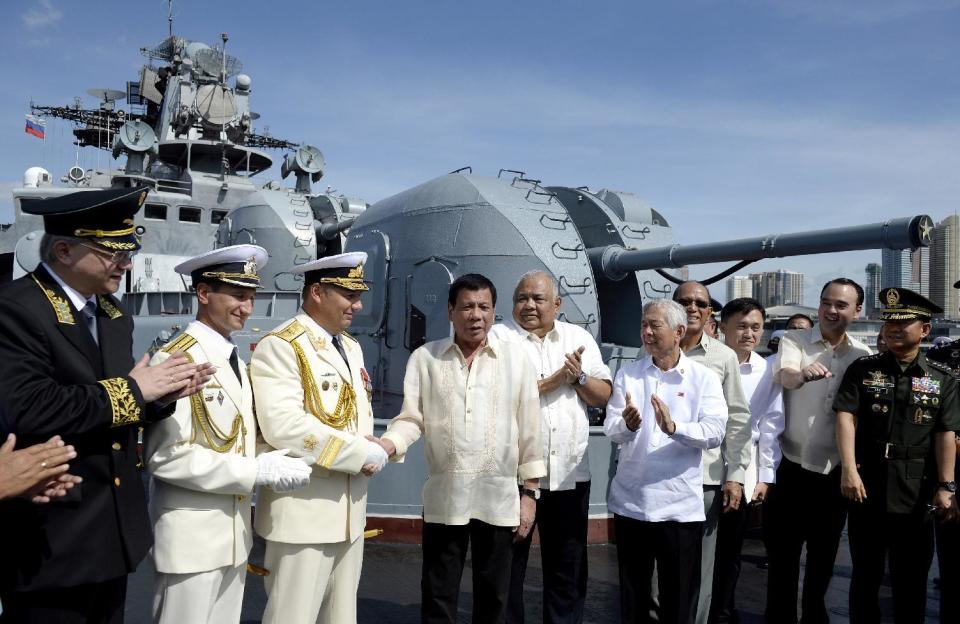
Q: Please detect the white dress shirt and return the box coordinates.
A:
[604,352,727,523]
[488,319,612,491]
[382,334,547,527]
[738,352,784,496]
[773,326,872,474]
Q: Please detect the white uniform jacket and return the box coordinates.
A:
[249,312,374,545]
[145,321,259,575]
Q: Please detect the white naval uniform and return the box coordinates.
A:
[249,311,374,624]
[145,320,259,624]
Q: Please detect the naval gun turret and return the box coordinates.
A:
[339,170,932,417]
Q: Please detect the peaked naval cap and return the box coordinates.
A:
[22,186,148,251]
[292,252,370,291]
[175,244,269,289]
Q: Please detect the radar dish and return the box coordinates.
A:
[114,120,157,153]
[195,84,237,126]
[87,88,126,103]
[192,47,243,78]
[295,145,325,175]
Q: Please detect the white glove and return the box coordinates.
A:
[364,439,388,473]
[256,449,312,492]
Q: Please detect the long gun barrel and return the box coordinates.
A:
[589,215,933,281]
[317,217,356,241]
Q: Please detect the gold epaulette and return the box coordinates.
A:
[269,320,306,343]
[339,331,358,344]
[161,333,198,356]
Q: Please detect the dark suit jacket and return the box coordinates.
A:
[0,265,162,592]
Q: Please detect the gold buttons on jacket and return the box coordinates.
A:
[114,477,121,487]
[112,442,121,451]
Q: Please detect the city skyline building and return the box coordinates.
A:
[864,263,882,318]
[930,215,960,319]
[749,270,804,308]
[726,275,753,302]
[881,247,930,299]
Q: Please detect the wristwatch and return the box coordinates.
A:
[938,481,958,493]
[521,487,541,500]
[574,372,587,386]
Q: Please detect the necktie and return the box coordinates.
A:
[81,300,98,345]
[229,348,242,386]
[332,335,351,375]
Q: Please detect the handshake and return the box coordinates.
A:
[361,436,396,477]
[253,435,399,490]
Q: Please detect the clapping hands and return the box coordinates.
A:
[622,392,641,431]
[0,434,83,504]
[651,395,676,435]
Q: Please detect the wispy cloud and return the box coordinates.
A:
[22,0,63,30]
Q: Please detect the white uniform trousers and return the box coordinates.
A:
[153,564,246,624]
[262,536,365,624]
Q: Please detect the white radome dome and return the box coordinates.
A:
[23,167,52,188]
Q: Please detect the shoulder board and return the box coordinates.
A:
[161,333,198,355]
[269,319,306,343]
[927,359,953,374]
[339,331,358,344]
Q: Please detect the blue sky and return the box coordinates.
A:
[2,0,959,306]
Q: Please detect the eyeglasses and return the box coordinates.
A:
[78,242,138,265]
[676,297,711,309]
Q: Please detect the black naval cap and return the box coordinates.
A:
[175,244,269,289]
[879,287,942,321]
[22,186,148,251]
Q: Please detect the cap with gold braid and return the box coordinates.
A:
[21,186,148,251]
[175,244,269,289]
[879,287,942,321]
[291,251,369,291]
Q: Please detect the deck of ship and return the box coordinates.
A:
[125,532,944,623]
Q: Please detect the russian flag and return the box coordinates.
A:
[25,114,45,139]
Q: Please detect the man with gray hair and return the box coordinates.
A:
[671,281,751,624]
[489,270,612,624]
[605,299,727,624]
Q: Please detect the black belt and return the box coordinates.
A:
[872,441,930,460]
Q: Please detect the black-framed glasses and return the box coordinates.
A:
[78,242,138,265]
[676,297,711,309]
